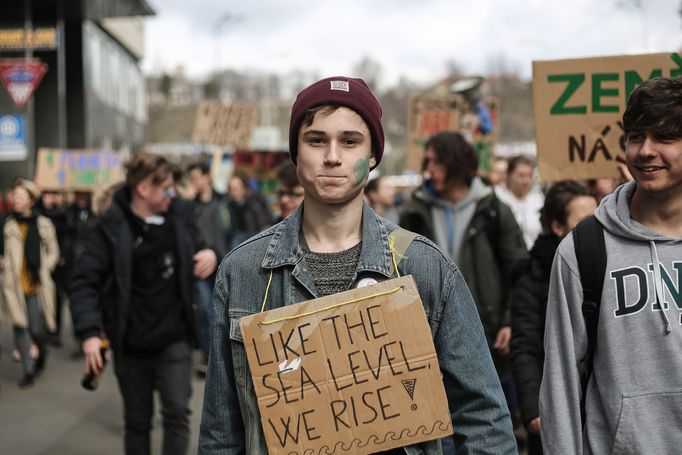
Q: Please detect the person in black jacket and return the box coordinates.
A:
[70,152,217,455]
[226,172,272,248]
[510,180,596,454]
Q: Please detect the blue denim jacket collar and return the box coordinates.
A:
[261,202,395,278]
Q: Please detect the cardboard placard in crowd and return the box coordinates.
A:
[192,101,258,148]
[240,275,453,455]
[533,52,682,181]
[34,148,125,191]
[405,95,462,172]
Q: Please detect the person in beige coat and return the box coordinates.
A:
[2,179,59,388]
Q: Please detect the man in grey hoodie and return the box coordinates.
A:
[400,132,528,375]
[540,75,682,454]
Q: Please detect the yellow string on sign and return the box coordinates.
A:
[260,286,403,326]
[260,269,274,313]
[259,234,403,315]
[388,234,401,278]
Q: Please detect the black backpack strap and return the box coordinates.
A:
[486,193,500,257]
[572,215,606,427]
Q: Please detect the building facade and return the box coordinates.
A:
[0,0,153,190]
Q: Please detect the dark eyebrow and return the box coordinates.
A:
[301,130,327,137]
[340,131,365,137]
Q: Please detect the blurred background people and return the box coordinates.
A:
[2,179,60,388]
[399,132,528,450]
[486,156,509,188]
[70,152,217,455]
[186,161,231,377]
[38,191,68,347]
[226,172,271,248]
[60,191,96,351]
[273,161,304,223]
[364,174,399,223]
[495,155,545,249]
[510,180,597,454]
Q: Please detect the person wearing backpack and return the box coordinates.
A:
[399,132,528,379]
[510,181,597,454]
[399,132,528,450]
[540,76,682,454]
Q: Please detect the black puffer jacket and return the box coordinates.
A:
[510,233,561,424]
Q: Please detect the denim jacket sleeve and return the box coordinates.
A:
[198,262,246,454]
[436,264,517,454]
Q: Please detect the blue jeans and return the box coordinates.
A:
[114,340,193,455]
[196,278,214,355]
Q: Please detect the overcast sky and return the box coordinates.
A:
[142,0,681,87]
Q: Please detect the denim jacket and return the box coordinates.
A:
[199,204,516,454]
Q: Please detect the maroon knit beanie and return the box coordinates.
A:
[289,76,384,169]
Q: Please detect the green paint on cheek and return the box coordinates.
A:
[354,156,370,185]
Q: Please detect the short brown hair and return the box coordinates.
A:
[125,152,179,189]
[507,155,535,174]
[623,76,682,140]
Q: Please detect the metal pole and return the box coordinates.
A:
[57,0,67,148]
[24,0,35,179]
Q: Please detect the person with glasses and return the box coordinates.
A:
[273,161,304,223]
[70,152,218,455]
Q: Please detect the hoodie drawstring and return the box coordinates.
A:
[649,240,672,335]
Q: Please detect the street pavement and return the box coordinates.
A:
[0,315,206,455]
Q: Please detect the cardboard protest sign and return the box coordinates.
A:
[192,101,258,148]
[34,148,125,191]
[240,275,453,455]
[405,95,462,172]
[533,52,682,181]
[405,95,498,173]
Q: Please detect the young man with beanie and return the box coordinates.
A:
[199,76,516,454]
[70,152,217,455]
[540,76,682,453]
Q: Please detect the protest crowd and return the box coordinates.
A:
[0,53,680,454]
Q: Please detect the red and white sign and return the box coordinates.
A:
[0,58,48,108]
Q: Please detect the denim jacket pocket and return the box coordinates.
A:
[229,315,253,393]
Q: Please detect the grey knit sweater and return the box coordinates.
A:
[302,241,362,297]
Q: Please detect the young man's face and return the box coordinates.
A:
[369,178,396,207]
[552,195,597,238]
[228,177,247,203]
[277,184,304,219]
[625,132,682,199]
[507,163,534,198]
[488,160,507,186]
[138,174,176,214]
[296,107,375,206]
[424,147,450,195]
[188,169,211,195]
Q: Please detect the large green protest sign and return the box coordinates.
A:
[533,52,682,181]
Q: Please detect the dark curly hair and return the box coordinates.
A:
[623,76,682,140]
[423,131,478,187]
